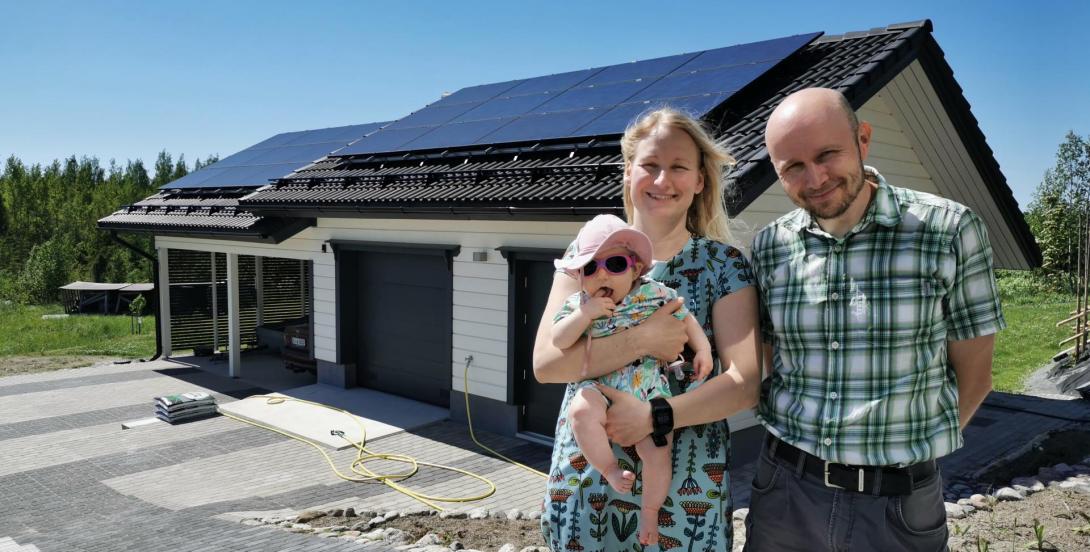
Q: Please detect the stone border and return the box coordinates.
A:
[231,506,547,552]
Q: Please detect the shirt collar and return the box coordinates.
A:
[781,166,902,234]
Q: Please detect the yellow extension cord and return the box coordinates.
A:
[218,355,546,511]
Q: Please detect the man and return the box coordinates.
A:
[744,87,1003,551]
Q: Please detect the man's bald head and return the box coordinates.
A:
[766,88,858,143]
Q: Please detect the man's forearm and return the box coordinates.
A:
[949,334,996,429]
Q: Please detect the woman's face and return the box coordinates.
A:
[626,124,705,224]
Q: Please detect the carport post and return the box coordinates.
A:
[227,252,241,378]
[157,247,172,356]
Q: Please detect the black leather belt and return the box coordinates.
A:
[767,436,936,496]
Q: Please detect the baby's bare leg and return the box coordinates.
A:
[634,432,672,546]
[568,387,634,494]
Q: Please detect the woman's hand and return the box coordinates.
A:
[597,384,653,446]
[636,298,688,361]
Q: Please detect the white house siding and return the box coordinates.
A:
[881,60,1030,270]
[313,218,582,405]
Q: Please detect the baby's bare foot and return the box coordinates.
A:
[602,468,635,494]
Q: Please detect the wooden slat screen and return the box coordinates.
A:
[168,250,311,351]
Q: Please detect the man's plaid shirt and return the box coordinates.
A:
[752,168,1005,466]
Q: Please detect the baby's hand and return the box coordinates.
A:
[580,296,615,320]
[692,349,713,380]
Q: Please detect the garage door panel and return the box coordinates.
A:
[352,250,452,407]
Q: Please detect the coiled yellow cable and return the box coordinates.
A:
[217,355,545,512]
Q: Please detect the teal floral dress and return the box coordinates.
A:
[541,236,755,552]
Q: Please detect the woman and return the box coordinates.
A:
[535,108,762,551]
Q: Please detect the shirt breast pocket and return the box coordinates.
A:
[855,276,944,346]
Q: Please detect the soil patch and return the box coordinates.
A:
[0,355,116,377]
[309,513,546,550]
[948,488,1090,551]
[980,431,1090,487]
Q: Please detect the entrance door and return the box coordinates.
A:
[353,250,452,407]
[513,257,567,438]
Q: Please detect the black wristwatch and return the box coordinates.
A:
[649,397,674,447]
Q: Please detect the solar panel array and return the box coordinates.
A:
[162,122,387,190]
[335,33,820,157]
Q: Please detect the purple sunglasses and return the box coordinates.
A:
[581,255,637,277]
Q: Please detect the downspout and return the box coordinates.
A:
[109,231,163,361]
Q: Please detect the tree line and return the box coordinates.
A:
[1025,131,1090,291]
[0,152,216,304]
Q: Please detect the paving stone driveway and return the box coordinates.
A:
[0,360,553,551]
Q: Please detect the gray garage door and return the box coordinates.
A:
[343,248,453,407]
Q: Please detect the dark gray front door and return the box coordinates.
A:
[515,258,567,437]
[355,251,451,407]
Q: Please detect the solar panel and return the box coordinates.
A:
[336,31,821,157]
[161,122,387,189]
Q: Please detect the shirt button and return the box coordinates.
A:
[830,292,839,300]
[830,341,840,350]
[823,438,833,446]
[829,392,839,399]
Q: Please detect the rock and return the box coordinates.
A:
[325,525,349,532]
[497,545,517,552]
[415,533,443,546]
[1059,480,1082,489]
[341,531,361,538]
[289,523,313,533]
[344,507,357,518]
[956,498,972,506]
[355,509,377,519]
[296,510,326,523]
[1072,464,1090,474]
[1055,463,1073,475]
[449,541,465,550]
[370,515,386,525]
[504,508,522,521]
[384,510,402,521]
[382,528,409,544]
[733,508,749,521]
[361,528,386,540]
[518,548,551,552]
[969,494,992,511]
[277,520,293,527]
[350,520,372,531]
[468,507,489,519]
[1073,484,1090,495]
[944,502,970,519]
[315,531,339,538]
[524,509,542,520]
[330,508,345,517]
[241,519,262,526]
[994,487,1025,501]
[440,510,468,519]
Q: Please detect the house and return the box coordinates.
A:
[98,20,1041,442]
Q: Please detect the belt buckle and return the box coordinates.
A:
[823,461,866,492]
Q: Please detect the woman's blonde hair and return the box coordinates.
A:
[620,107,736,244]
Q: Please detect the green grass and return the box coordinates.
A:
[0,302,156,358]
[992,299,1077,392]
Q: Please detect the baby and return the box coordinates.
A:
[553,214,713,546]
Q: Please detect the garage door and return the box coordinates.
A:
[346,249,453,407]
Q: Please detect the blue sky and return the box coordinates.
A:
[2,0,1086,210]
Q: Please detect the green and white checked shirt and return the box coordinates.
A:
[752,168,1005,466]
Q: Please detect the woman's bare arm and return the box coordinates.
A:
[533,271,688,384]
[601,286,762,444]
